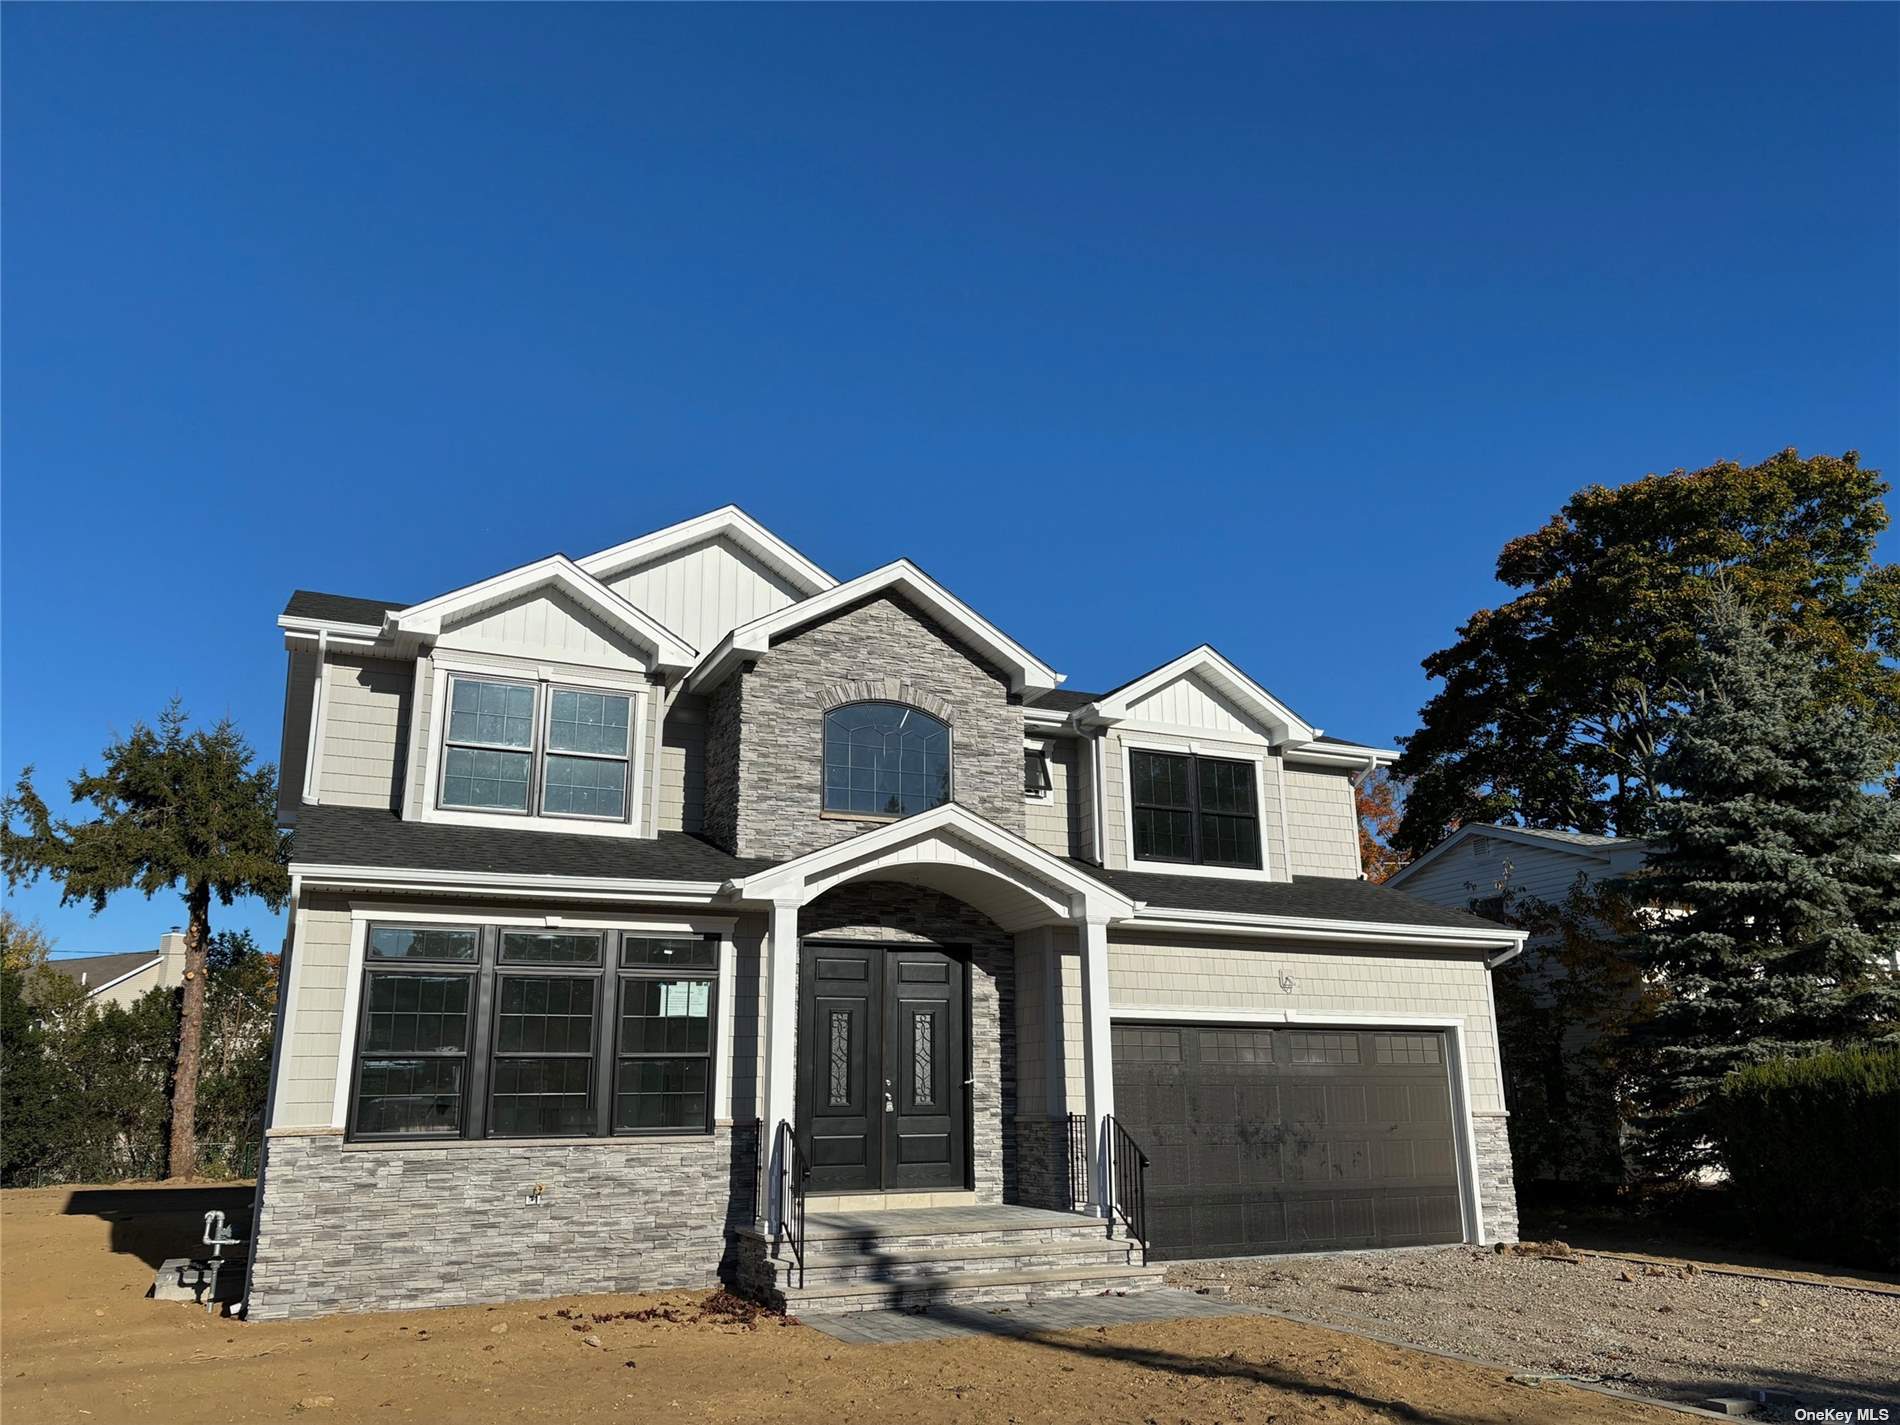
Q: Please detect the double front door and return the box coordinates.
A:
[797,941,968,1193]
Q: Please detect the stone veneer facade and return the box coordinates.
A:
[703,593,1028,861]
[1472,1113,1520,1244]
[801,882,1017,1204]
[245,1126,760,1320]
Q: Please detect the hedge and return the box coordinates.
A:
[1712,1045,1900,1269]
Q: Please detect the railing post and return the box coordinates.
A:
[762,897,800,1230]
[1077,910,1116,1217]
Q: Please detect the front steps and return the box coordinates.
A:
[732,1203,1165,1317]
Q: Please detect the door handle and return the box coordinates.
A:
[883,1092,895,1112]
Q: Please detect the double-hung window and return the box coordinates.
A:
[1129,749,1262,870]
[438,675,634,822]
[348,924,719,1142]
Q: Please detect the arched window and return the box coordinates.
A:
[823,702,951,818]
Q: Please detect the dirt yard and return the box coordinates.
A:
[0,1184,1681,1425]
[1167,1242,1900,1419]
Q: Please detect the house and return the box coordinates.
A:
[44,931,190,1010]
[245,505,1526,1321]
[1388,824,1650,1184]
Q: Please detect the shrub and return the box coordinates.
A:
[1713,1046,1900,1269]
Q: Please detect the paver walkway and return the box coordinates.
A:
[801,1287,1256,1343]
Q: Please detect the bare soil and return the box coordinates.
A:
[0,1184,1680,1425]
[1167,1242,1900,1420]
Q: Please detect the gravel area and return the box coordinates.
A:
[1167,1245,1900,1419]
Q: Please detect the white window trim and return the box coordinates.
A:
[330,907,738,1134]
[419,657,650,839]
[1108,1007,1489,1246]
[1120,736,1271,881]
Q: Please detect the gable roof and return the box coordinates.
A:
[44,952,162,995]
[387,554,699,670]
[1072,645,1319,745]
[1385,821,1648,889]
[576,505,836,596]
[687,559,1063,699]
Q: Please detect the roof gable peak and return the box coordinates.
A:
[576,505,835,596]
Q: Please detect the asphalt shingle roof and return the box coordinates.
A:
[291,804,777,883]
[1485,825,1642,849]
[1075,863,1509,932]
[45,952,162,989]
[282,591,409,625]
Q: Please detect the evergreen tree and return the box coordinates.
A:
[1629,590,1900,1177]
[0,701,288,1179]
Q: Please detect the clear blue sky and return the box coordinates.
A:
[4,4,1896,957]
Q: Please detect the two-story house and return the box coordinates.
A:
[245,506,1525,1321]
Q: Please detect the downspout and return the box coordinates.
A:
[1089,726,1106,864]
[1349,752,1380,880]
[241,870,300,1319]
[301,631,328,806]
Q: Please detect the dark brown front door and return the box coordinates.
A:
[798,942,967,1194]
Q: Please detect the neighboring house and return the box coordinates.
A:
[1388,824,1650,1184]
[44,932,190,1010]
[246,505,1525,1321]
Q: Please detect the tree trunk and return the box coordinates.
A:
[166,885,211,1180]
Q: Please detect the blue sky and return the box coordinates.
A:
[4,5,1896,957]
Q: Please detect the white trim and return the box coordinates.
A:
[1125,906,1525,951]
[575,505,836,596]
[1108,1007,1488,1246]
[724,800,1139,923]
[1281,740,1401,769]
[389,554,697,670]
[329,907,738,1134]
[1119,736,1273,882]
[292,862,727,903]
[417,663,652,840]
[79,956,163,999]
[687,559,1062,700]
[1082,646,1316,745]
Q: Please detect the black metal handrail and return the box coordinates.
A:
[774,1120,810,1289]
[1064,1112,1090,1212]
[1104,1114,1150,1260]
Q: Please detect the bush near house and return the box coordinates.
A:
[0,931,276,1187]
[1712,1046,1900,1270]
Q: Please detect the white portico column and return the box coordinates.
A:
[1077,908,1116,1217]
[761,894,802,1231]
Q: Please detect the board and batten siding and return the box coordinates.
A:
[1040,932,1509,1115]
[434,588,652,672]
[1282,767,1362,878]
[603,537,806,656]
[1023,737,1081,858]
[1123,672,1274,740]
[317,655,411,811]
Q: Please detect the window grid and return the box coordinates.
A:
[1289,1032,1362,1065]
[1374,1033,1442,1066]
[437,674,636,824]
[349,925,718,1143]
[822,702,951,819]
[1129,749,1261,870]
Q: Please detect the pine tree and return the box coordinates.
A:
[1630,590,1900,1178]
[1,701,288,1180]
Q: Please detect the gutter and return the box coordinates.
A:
[290,861,728,903]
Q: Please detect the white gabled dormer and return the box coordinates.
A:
[388,556,699,841]
[576,504,836,656]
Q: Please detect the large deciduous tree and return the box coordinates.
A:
[1355,768,1406,883]
[1394,450,1899,856]
[1,702,288,1179]
[1628,591,1900,1178]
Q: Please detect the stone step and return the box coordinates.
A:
[779,1263,1168,1317]
[795,1221,1133,1254]
[766,1239,1142,1288]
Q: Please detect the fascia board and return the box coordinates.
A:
[575,505,837,594]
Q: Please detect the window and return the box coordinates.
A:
[438,675,634,822]
[822,702,950,819]
[1024,746,1053,798]
[1129,749,1261,869]
[349,924,718,1141]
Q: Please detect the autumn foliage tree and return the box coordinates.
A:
[1355,768,1405,882]
[1394,450,1899,857]
[1,702,288,1179]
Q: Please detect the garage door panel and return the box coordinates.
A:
[1113,1023,1465,1260]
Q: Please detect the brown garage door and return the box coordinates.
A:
[1111,1023,1465,1260]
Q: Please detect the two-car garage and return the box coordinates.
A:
[1110,1021,1468,1260]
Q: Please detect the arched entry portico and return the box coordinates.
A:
[718,803,1139,1227]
